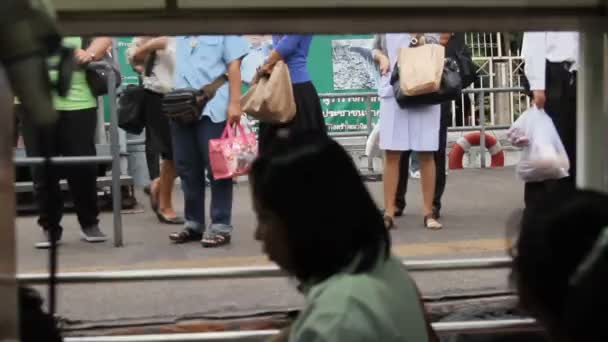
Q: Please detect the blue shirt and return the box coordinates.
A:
[272,35,313,84]
[174,35,249,123]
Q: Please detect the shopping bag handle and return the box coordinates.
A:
[221,121,249,140]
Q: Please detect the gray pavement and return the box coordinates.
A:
[16,166,523,325]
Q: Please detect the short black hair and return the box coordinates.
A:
[251,132,390,283]
[511,190,608,342]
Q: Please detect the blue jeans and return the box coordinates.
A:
[171,116,233,235]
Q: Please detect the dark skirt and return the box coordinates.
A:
[258,81,327,155]
[144,89,173,161]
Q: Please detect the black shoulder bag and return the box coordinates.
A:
[82,37,122,96]
[117,52,157,135]
[390,35,464,108]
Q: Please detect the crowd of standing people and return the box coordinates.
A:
[14,30,607,342]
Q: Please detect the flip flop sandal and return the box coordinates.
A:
[201,231,232,248]
[169,229,202,244]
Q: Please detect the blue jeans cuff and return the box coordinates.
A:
[185,220,203,234]
[209,223,233,235]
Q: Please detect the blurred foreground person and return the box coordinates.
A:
[511,190,608,342]
[19,287,62,342]
[251,132,437,342]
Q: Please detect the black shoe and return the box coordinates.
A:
[35,227,63,249]
[156,212,185,225]
[81,225,108,243]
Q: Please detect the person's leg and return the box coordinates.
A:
[199,117,233,247]
[58,108,105,242]
[410,151,420,175]
[433,110,450,217]
[169,120,205,243]
[419,151,442,229]
[144,90,182,223]
[18,106,64,247]
[157,157,181,222]
[394,150,410,216]
[383,150,402,229]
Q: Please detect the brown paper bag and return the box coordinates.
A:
[398,44,445,96]
[241,61,296,124]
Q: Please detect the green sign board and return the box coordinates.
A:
[107,35,380,133]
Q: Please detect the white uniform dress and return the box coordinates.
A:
[378,33,441,152]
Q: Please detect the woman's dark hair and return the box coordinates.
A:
[251,132,390,283]
[511,189,608,342]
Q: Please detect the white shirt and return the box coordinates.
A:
[521,32,579,90]
[127,37,176,94]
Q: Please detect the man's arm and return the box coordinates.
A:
[522,32,547,108]
[371,34,389,75]
[226,58,243,125]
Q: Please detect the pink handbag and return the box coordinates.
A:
[209,122,258,180]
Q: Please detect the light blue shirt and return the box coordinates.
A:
[174,35,249,123]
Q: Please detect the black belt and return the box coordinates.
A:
[549,60,575,73]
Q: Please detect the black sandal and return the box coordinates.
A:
[201,231,232,248]
[383,215,395,230]
[169,229,202,244]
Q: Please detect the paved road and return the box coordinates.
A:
[16,167,523,326]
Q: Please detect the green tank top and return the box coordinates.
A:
[49,37,97,111]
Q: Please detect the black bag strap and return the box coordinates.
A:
[143,51,157,77]
[201,74,228,98]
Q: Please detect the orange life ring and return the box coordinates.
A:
[448,132,505,169]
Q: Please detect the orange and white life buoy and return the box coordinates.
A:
[448,132,505,169]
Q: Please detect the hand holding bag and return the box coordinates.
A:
[509,106,570,182]
[241,61,296,124]
[209,122,258,180]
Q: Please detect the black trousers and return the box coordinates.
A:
[18,107,100,230]
[524,62,577,211]
[395,104,450,213]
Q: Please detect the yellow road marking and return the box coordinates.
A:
[25,238,509,273]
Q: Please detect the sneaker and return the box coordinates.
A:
[410,170,421,179]
[34,228,63,249]
[80,225,108,243]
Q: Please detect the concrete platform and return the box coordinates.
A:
[15,166,524,326]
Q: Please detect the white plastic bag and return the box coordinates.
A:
[365,123,381,158]
[508,107,570,182]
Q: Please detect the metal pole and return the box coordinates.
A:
[479,91,487,168]
[62,319,540,341]
[365,96,373,172]
[16,257,512,285]
[14,155,113,166]
[107,65,124,247]
[0,66,18,342]
[577,30,608,192]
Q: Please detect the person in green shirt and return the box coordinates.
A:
[17,36,112,248]
[250,132,437,342]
